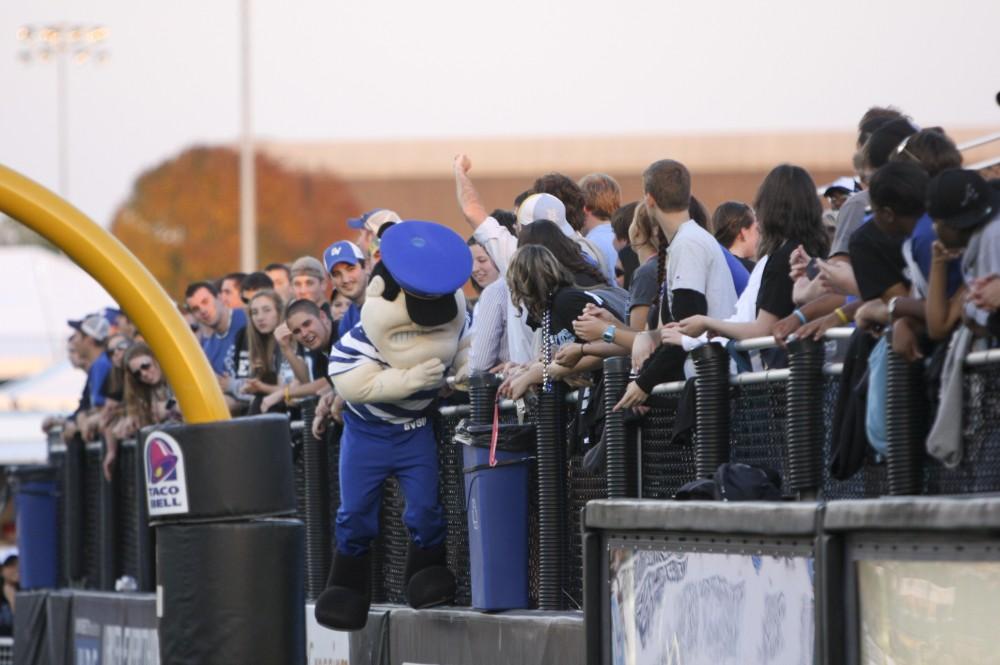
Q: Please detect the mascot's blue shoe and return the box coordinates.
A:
[405,542,456,609]
[314,551,371,631]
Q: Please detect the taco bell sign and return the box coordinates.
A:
[144,431,190,517]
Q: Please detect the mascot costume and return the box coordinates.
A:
[315,221,471,631]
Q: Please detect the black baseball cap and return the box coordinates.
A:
[927,168,1000,230]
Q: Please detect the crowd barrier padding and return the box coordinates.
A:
[825,496,1000,665]
[156,519,304,664]
[14,590,154,665]
[144,416,304,665]
[583,500,823,665]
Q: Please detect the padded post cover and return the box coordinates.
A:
[141,415,295,525]
[156,519,305,665]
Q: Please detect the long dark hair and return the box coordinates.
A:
[247,290,284,384]
[123,342,163,428]
[753,164,828,259]
[517,220,605,285]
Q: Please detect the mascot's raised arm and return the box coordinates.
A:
[315,221,472,631]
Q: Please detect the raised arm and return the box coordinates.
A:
[453,154,488,228]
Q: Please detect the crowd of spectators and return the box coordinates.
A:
[42,105,1000,486]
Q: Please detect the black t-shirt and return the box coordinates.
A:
[232,327,252,380]
[540,287,604,347]
[756,240,797,319]
[618,246,639,289]
[573,271,604,288]
[848,221,907,302]
[308,345,331,383]
[99,368,123,403]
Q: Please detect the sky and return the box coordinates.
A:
[2,0,1000,230]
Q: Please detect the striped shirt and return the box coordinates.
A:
[328,320,466,426]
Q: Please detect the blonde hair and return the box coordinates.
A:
[629,202,658,252]
[506,245,575,321]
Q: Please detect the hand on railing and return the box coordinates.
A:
[792,312,842,342]
[891,318,925,363]
[969,274,1000,311]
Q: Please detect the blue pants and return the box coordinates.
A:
[335,413,446,556]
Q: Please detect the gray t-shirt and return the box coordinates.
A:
[628,257,659,312]
[830,190,870,257]
[666,220,738,320]
[962,210,1000,326]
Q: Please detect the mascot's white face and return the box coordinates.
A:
[361,273,466,369]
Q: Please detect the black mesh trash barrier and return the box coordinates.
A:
[785,338,825,496]
[885,350,923,495]
[299,399,331,602]
[692,343,731,478]
[536,381,567,610]
[602,357,631,498]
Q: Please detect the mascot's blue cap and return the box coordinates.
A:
[380,221,472,297]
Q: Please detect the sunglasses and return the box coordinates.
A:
[130,361,153,378]
[614,267,625,277]
[108,340,130,353]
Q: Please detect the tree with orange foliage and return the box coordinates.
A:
[110,146,361,298]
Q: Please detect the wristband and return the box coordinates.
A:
[834,307,850,325]
[793,309,808,325]
[284,385,291,405]
[887,296,900,321]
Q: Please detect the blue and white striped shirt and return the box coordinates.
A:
[328,322,463,426]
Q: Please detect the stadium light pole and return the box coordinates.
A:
[16,23,110,199]
[238,0,257,273]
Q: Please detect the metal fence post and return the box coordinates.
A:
[537,380,567,610]
[692,343,731,478]
[885,350,923,495]
[300,398,331,602]
[602,356,632,498]
[786,338,825,498]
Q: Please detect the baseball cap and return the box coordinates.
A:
[289,256,325,281]
[323,240,365,273]
[68,313,111,342]
[0,548,17,567]
[926,168,1000,231]
[347,208,402,233]
[822,177,858,197]
[103,307,124,326]
[516,193,575,238]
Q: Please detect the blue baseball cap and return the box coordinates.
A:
[323,240,365,273]
[347,208,402,232]
[103,307,123,325]
[380,221,472,298]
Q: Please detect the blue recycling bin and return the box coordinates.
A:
[11,466,59,589]
[463,443,530,610]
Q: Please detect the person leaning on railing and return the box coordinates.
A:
[667,165,830,369]
[102,342,181,479]
[498,245,624,400]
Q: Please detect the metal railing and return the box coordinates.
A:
[19,326,1000,617]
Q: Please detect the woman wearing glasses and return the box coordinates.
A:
[111,343,181,448]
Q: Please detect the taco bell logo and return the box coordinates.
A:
[144,431,189,517]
